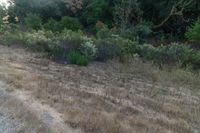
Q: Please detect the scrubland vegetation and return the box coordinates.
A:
[0,0,199,133]
[0,0,199,69]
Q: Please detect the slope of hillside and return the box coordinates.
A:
[0,45,199,133]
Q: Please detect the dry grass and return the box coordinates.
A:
[0,45,199,133]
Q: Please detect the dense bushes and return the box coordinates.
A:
[66,51,89,66]
[0,24,21,45]
[44,16,81,32]
[185,18,200,42]
[43,19,63,32]
[60,16,81,31]
[0,23,199,68]
[25,13,42,30]
[96,36,137,61]
[135,43,194,67]
[22,30,51,51]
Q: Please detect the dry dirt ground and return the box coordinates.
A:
[0,45,199,133]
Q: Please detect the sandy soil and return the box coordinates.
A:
[0,45,199,133]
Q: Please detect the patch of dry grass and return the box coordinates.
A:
[0,45,199,132]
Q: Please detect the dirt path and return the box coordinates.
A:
[0,45,199,133]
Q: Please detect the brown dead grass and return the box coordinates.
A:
[0,45,199,133]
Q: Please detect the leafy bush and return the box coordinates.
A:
[80,37,97,60]
[96,36,137,61]
[190,51,200,69]
[134,43,193,67]
[185,18,200,42]
[96,27,112,39]
[47,29,96,61]
[44,19,63,32]
[25,13,42,30]
[96,38,119,61]
[60,16,81,31]
[0,23,19,34]
[44,16,81,32]
[117,22,152,43]
[137,44,158,61]
[156,43,192,66]
[0,24,21,45]
[57,29,85,52]
[67,51,89,66]
[22,30,51,51]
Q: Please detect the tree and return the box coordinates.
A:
[79,0,114,27]
[25,13,42,30]
[114,0,142,29]
[140,0,197,35]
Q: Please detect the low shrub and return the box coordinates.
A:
[0,23,20,34]
[96,36,137,61]
[25,13,42,30]
[57,29,85,52]
[190,51,200,69]
[80,37,97,60]
[44,19,63,32]
[61,16,81,31]
[185,18,200,42]
[137,44,158,61]
[96,27,112,39]
[66,51,89,66]
[0,24,21,45]
[47,29,96,61]
[22,30,51,51]
[134,43,193,67]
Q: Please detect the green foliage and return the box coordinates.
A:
[190,51,200,69]
[80,0,114,27]
[80,38,97,60]
[96,27,112,39]
[134,43,193,67]
[0,24,21,45]
[96,36,137,61]
[66,51,89,66]
[44,16,81,32]
[156,43,192,66]
[114,0,142,29]
[44,19,63,32]
[25,13,42,30]
[57,29,85,52]
[60,16,81,31]
[185,18,200,42]
[21,30,51,51]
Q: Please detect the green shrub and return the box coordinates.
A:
[0,24,21,45]
[96,38,119,61]
[190,51,200,69]
[48,29,96,61]
[0,23,20,34]
[22,30,51,51]
[44,19,63,32]
[137,44,158,61]
[96,36,137,61]
[156,43,192,66]
[61,16,81,31]
[134,43,193,67]
[57,29,85,52]
[185,18,200,42]
[25,13,42,30]
[96,27,112,39]
[80,37,97,60]
[67,51,89,66]
[0,31,19,46]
